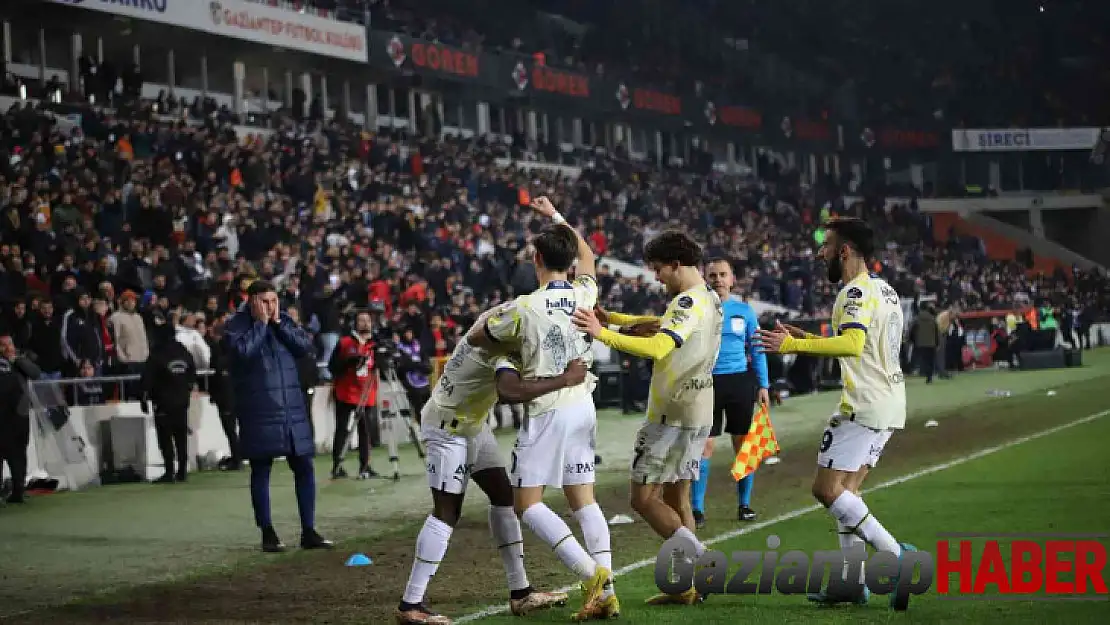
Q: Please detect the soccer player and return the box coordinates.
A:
[754,217,917,608]
[469,197,618,621]
[572,230,722,608]
[691,258,769,528]
[395,306,584,625]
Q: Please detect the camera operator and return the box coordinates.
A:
[328,311,378,479]
[397,326,432,415]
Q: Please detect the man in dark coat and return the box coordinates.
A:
[139,311,197,483]
[223,281,333,553]
[0,335,42,504]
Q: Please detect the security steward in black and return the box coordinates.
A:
[139,313,198,484]
[0,335,42,504]
[208,322,240,470]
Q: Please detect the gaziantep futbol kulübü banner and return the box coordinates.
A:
[48,0,367,63]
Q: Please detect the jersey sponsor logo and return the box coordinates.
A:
[545,296,576,316]
[670,310,690,325]
[565,462,595,474]
[729,315,746,334]
[846,287,864,300]
[682,375,714,391]
[843,303,861,318]
[678,295,694,309]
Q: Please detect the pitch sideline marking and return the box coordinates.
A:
[454,408,1110,623]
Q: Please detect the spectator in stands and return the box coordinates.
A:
[73,359,105,406]
[109,291,149,380]
[174,311,212,371]
[0,334,42,504]
[223,281,332,553]
[28,301,63,379]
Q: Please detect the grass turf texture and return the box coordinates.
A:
[2,352,1108,623]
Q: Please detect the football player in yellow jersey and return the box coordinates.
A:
[470,197,619,621]
[395,305,588,625]
[755,217,917,610]
[573,230,722,609]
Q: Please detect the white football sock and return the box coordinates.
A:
[837,521,867,583]
[488,506,530,592]
[574,503,614,597]
[522,503,597,581]
[671,526,707,558]
[829,491,902,557]
[402,515,453,604]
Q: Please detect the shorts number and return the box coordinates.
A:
[632,443,646,469]
[820,430,834,453]
[510,452,518,474]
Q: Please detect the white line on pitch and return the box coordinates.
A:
[454,408,1110,623]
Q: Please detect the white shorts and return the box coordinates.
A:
[630,421,712,485]
[422,418,505,495]
[816,415,894,472]
[511,397,597,488]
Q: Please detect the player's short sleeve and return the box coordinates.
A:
[492,354,519,377]
[573,275,599,309]
[485,299,523,343]
[836,283,875,333]
[659,292,706,347]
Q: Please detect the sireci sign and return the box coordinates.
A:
[656,532,1108,608]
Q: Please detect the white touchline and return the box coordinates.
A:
[454,408,1110,623]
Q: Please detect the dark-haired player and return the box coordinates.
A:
[755,218,917,608]
[471,197,618,621]
[573,230,722,610]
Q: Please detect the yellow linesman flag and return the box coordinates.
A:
[731,403,779,481]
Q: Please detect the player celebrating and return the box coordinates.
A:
[572,230,722,609]
[693,258,770,527]
[755,217,917,608]
[395,306,584,625]
[470,197,618,621]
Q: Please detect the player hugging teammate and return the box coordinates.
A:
[399,196,618,623]
[574,229,723,609]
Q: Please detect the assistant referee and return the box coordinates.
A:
[691,258,770,528]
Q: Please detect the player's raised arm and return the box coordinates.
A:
[597,304,661,329]
[495,358,588,404]
[530,196,596,279]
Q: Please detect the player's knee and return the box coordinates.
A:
[811,480,840,507]
[432,505,462,527]
[629,488,654,515]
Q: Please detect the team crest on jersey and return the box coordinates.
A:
[678,295,694,309]
[542,326,569,370]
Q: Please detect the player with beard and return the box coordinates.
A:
[755,218,917,609]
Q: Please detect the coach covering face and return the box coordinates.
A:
[222,280,333,553]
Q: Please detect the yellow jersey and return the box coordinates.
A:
[485,276,598,417]
[831,273,907,430]
[426,336,519,437]
[647,284,723,427]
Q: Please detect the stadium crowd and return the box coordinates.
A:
[0,92,1106,401]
